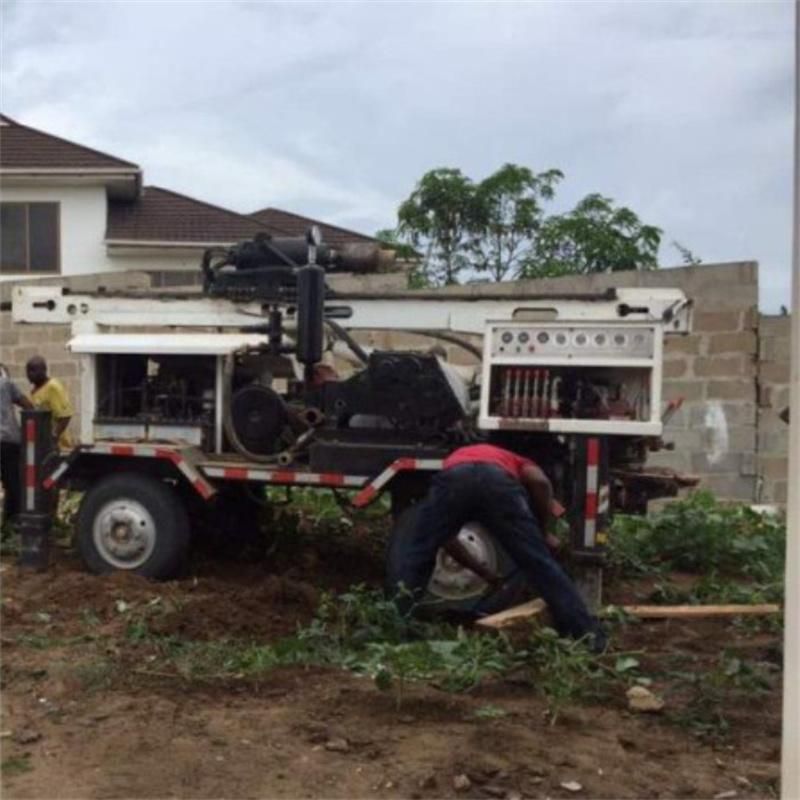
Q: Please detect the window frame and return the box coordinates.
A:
[0,201,61,275]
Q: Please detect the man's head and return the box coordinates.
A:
[26,356,48,388]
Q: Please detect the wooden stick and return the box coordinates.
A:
[475,600,780,631]
[616,604,781,619]
[475,598,548,630]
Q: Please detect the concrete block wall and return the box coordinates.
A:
[757,315,792,504]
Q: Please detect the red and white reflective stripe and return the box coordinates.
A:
[584,438,600,547]
[42,460,70,490]
[79,443,216,500]
[25,419,36,511]
[352,458,443,508]
[201,466,366,488]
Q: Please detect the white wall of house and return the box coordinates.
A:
[0,182,205,281]
[0,183,120,280]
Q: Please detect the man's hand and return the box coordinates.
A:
[544,532,562,554]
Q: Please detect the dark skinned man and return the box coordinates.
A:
[388,443,606,651]
[26,356,73,449]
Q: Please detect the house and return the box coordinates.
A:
[0,114,383,287]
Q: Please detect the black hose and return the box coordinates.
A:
[325,319,369,364]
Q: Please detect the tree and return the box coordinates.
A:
[523,193,662,278]
[394,166,675,285]
[397,168,476,285]
[471,164,563,281]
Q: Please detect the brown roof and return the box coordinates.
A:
[250,207,377,247]
[0,113,139,170]
[106,186,286,244]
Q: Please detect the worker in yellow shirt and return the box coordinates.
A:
[26,356,74,449]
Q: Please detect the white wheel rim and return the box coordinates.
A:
[93,498,157,570]
[427,522,498,601]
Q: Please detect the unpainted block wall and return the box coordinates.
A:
[756,315,793,505]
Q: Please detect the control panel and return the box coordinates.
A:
[480,321,663,437]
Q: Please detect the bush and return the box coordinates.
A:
[608,491,785,583]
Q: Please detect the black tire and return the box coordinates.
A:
[192,485,266,560]
[386,504,533,617]
[76,473,190,579]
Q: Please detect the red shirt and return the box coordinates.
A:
[443,444,534,481]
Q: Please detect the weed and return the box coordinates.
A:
[514,628,606,723]
[471,704,509,720]
[608,491,785,582]
[666,651,775,741]
[73,659,115,692]
[2,756,33,776]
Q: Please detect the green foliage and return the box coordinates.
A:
[514,627,605,723]
[525,193,661,277]
[608,491,786,583]
[672,240,702,266]
[471,704,509,720]
[394,164,671,285]
[471,164,563,281]
[2,756,33,775]
[374,228,419,261]
[668,651,775,741]
[397,168,477,285]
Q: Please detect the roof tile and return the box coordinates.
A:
[0,114,139,170]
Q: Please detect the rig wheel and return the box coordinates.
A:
[386,504,531,616]
[76,473,190,579]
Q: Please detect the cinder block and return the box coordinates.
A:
[708,332,757,355]
[664,335,701,355]
[50,361,78,378]
[759,361,791,384]
[758,456,789,481]
[661,380,705,402]
[693,356,748,378]
[699,474,755,501]
[707,380,755,401]
[689,402,757,428]
[693,311,741,333]
[663,358,688,379]
[741,306,759,330]
[691,451,743,474]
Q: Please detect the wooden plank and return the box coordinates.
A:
[475,598,549,630]
[618,603,781,619]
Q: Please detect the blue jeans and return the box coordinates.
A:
[389,463,598,640]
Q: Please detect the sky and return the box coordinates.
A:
[0,0,794,309]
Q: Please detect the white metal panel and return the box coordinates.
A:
[68,332,267,355]
[12,285,692,335]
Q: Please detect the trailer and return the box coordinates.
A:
[11,231,693,612]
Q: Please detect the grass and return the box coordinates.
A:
[1,756,33,776]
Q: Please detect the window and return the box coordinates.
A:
[0,202,60,274]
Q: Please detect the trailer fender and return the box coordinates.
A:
[41,443,216,501]
[351,458,443,508]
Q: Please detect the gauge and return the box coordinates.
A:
[555,333,568,346]
[537,331,549,344]
[518,331,530,344]
[501,331,513,344]
[614,333,626,346]
[574,333,587,346]
[595,333,606,346]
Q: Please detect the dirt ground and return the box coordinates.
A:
[0,535,782,800]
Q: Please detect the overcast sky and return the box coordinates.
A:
[1,1,794,309]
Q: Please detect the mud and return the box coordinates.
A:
[0,545,782,799]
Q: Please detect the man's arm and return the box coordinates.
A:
[10,381,33,411]
[520,463,553,532]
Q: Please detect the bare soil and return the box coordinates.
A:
[0,542,782,799]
